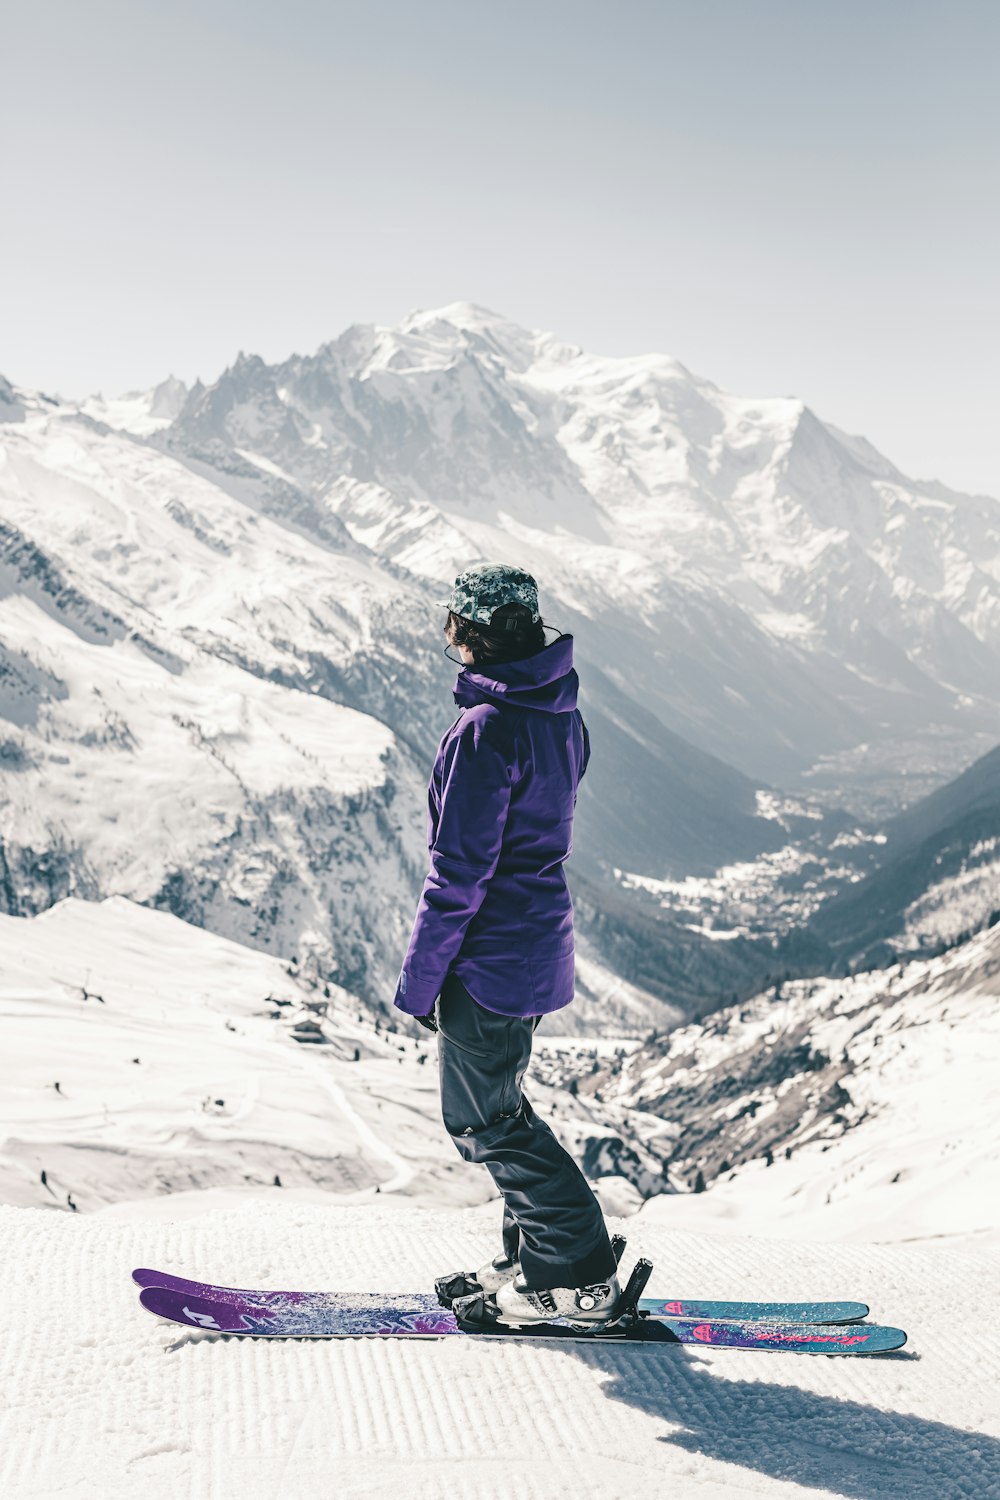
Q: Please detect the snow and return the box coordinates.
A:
[0,895,663,1213]
[79,377,188,436]
[233,448,302,486]
[0,577,404,965]
[0,897,459,1213]
[897,842,1000,950]
[3,310,1000,1493]
[152,301,1000,791]
[605,923,1000,1248]
[0,1198,997,1499]
[0,406,436,989]
[0,871,998,1494]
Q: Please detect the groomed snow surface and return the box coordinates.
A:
[1,1197,998,1500]
[2,895,999,1497]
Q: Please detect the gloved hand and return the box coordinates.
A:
[415,1011,438,1034]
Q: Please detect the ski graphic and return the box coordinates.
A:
[137,1284,905,1354]
[131,1268,869,1326]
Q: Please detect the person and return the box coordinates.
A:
[392,561,620,1326]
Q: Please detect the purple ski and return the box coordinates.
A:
[131,1267,869,1326]
[137,1283,905,1353]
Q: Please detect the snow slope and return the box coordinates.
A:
[593,920,1000,1244]
[79,375,188,436]
[0,895,663,1213]
[0,1196,997,1499]
[2,890,999,1496]
[4,885,998,1245]
[0,389,440,998]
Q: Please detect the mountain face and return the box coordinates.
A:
[581,918,1000,1237]
[0,389,437,1003]
[80,375,189,436]
[162,302,1000,807]
[803,741,1000,967]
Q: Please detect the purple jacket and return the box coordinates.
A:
[393,633,590,1019]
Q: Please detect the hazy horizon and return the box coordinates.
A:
[5,0,998,496]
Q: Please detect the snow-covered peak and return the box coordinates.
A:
[361,300,540,377]
[145,304,1000,799]
[0,376,65,425]
[146,374,188,419]
[80,375,189,436]
[0,376,26,424]
[398,298,511,334]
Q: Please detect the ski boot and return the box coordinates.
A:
[436,1232,627,1311]
[452,1241,649,1336]
[494,1270,622,1328]
[435,1252,519,1309]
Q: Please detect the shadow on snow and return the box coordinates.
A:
[558,1340,997,1499]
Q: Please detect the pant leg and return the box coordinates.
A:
[436,971,617,1290]
[501,1199,521,1263]
[500,1013,542,1261]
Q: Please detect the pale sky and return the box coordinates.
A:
[4,0,998,495]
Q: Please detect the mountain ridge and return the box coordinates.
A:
[141,303,1000,793]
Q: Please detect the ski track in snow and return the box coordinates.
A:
[1,1200,998,1500]
[294,1050,414,1196]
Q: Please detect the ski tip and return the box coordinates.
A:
[132,1267,163,1288]
[855,1325,908,1354]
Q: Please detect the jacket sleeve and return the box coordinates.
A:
[393,711,513,1017]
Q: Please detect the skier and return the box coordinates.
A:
[393,562,620,1327]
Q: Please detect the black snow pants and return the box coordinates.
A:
[435,969,618,1290]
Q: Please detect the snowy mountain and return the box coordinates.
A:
[584,917,1000,1243]
[160,301,1000,805]
[80,375,188,436]
[4,303,1000,1021]
[0,371,838,1023]
[806,740,1000,966]
[0,389,440,1001]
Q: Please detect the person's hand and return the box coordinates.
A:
[415,1010,438,1033]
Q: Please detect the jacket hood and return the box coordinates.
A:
[453,633,579,714]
